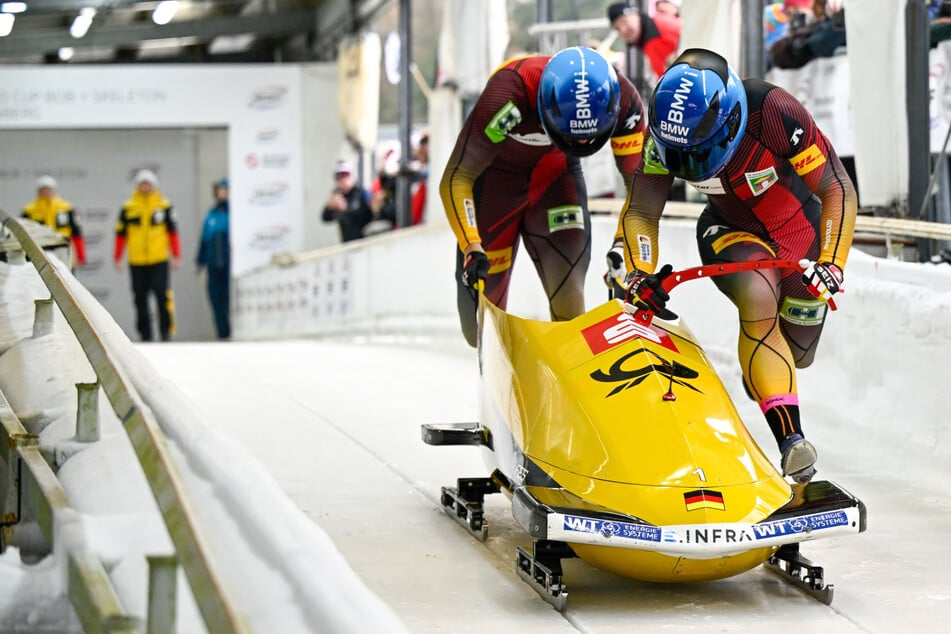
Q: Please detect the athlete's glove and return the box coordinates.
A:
[603,246,626,295]
[799,259,843,310]
[625,264,674,317]
[461,251,490,288]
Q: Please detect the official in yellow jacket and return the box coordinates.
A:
[22,175,87,268]
[114,169,181,342]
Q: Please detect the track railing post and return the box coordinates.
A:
[33,297,54,338]
[75,382,100,443]
[146,555,178,634]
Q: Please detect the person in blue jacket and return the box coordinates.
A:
[196,178,231,339]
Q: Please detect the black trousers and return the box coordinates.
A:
[130,261,174,342]
[206,267,231,339]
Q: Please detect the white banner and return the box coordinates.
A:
[338,32,382,151]
[0,65,304,276]
[437,0,509,98]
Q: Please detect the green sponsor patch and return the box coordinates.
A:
[485,101,522,143]
[548,205,584,232]
[642,137,670,175]
[780,296,827,326]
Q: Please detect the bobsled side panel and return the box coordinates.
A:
[539,461,792,527]
[479,298,612,470]
[570,543,777,583]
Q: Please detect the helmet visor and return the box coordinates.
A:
[653,101,744,181]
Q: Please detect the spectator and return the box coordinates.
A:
[196,178,231,340]
[366,147,399,236]
[764,1,793,52]
[322,160,372,242]
[114,169,181,342]
[410,131,430,226]
[22,175,86,269]
[654,0,680,17]
[607,1,681,80]
[768,0,846,70]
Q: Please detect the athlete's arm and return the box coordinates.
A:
[608,75,663,272]
[618,137,675,274]
[440,69,528,252]
[761,86,858,270]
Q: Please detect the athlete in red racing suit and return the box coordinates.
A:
[440,47,647,347]
[613,49,858,482]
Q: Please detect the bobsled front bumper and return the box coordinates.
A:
[512,480,867,559]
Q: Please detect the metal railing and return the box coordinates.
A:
[0,386,139,633]
[0,211,248,633]
[588,198,951,258]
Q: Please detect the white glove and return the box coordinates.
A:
[604,246,625,285]
[799,259,843,310]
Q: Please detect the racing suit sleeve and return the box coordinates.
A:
[616,133,676,274]
[609,74,649,253]
[439,68,526,251]
[760,87,858,270]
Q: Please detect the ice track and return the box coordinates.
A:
[139,335,951,634]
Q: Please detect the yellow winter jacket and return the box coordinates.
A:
[23,196,77,238]
[114,190,179,266]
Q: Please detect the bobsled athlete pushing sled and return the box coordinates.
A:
[422,259,866,609]
[428,46,865,609]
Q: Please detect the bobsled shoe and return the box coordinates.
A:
[780,433,817,483]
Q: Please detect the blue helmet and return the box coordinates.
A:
[538,47,620,157]
[648,49,747,181]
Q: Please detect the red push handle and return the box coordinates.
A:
[625,259,812,325]
[660,259,805,293]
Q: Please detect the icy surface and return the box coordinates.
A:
[2,239,951,632]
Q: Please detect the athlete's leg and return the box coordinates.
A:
[775,198,827,369]
[696,211,814,479]
[520,154,591,321]
[453,170,527,347]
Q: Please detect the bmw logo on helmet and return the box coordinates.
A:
[648,48,748,181]
[538,46,621,157]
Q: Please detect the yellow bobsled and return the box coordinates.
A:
[423,260,866,609]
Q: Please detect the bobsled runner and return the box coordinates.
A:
[422,259,866,610]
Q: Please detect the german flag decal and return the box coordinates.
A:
[684,489,726,512]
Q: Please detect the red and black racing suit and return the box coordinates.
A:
[440,55,647,347]
[617,77,858,447]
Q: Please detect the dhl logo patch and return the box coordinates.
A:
[791,144,826,176]
[611,132,644,156]
[486,247,513,274]
[711,231,775,255]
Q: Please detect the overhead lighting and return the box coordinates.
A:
[1,2,27,14]
[208,34,254,55]
[70,7,96,39]
[0,14,13,38]
[58,47,74,61]
[152,1,179,26]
